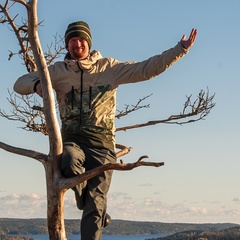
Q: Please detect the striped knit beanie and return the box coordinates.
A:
[65,21,92,48]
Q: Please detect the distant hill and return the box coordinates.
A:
[0,235,34,240]
[148,226,240,240]
[104,220,239,236]
[0,218,239,237]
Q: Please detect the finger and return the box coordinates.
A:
[190,29,198,42]
[181,34,186,41]
[186,28,196,45]
[191,28,198,38]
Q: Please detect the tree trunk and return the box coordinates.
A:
[45,162,67,240]
[43,137,65,239]
[26,0,65,238]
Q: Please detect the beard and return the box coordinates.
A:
[70,47,89,60]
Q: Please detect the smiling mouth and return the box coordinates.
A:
[74,47,84,51]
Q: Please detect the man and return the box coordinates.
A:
[14,21,197,240]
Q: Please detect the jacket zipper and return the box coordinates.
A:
[76,62,83,128]
[71,86,74,110]
[89,86,92,109]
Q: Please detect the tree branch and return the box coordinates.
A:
[0,141,47,163]
[59,156,164,190]
[115,94,152,119]
[116,89,215,132]
[44,33,65,66]
[12,0,28,7]
[0,90,48,135]
[0,0,35,72]
[115,143,132,158]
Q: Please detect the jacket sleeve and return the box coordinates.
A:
[13,71,40,95]
[13,63,59,95]
[108,42,188,87]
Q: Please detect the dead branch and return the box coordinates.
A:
[12,0,27,7]
[116,89,215,132]
[0,90,48,135]
[0,137,162,191]
[45,33,65,66]
[0,1,64,72]
[115,143,132,158]
[115,94,152,119]
[0,1,36,72]
[0,141,48,163]
[59,155,164,190]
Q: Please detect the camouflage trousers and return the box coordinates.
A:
[60,141,116,240]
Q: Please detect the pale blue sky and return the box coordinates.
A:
[0,0,240,224]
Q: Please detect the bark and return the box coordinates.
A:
[24,1,65,239]
[26,0,62,156]
[44,162,67,240]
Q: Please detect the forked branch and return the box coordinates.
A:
[0,139,163,190]
[0,0,35,72]
[0,1,64,72]
[115,94,152,119]
[116,89,215,132]
[115,143,132,158]
[59,155,164,190]
[0,90,47,135]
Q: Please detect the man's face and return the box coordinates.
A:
[67,37,89,60]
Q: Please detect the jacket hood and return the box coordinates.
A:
[64,50,103,71]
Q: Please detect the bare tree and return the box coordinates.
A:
[0,1,215,239]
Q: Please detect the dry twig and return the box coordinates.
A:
[115,94,152,119]
[0,90,48,135]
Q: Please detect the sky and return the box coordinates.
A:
[0,0,240,224]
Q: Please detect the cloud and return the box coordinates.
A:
[107,191,240,224]
[233,197,240,202]
[1,192,240,224]
[107,192,188,221]
[190,207,208,215]
[0,193,47,218]
[0,193,80,219]
[139,183,153,187]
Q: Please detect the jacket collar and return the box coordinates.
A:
[64,50,102,71]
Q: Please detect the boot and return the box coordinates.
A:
[104,213,111,228]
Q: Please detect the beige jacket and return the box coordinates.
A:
[14,43,188,150]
